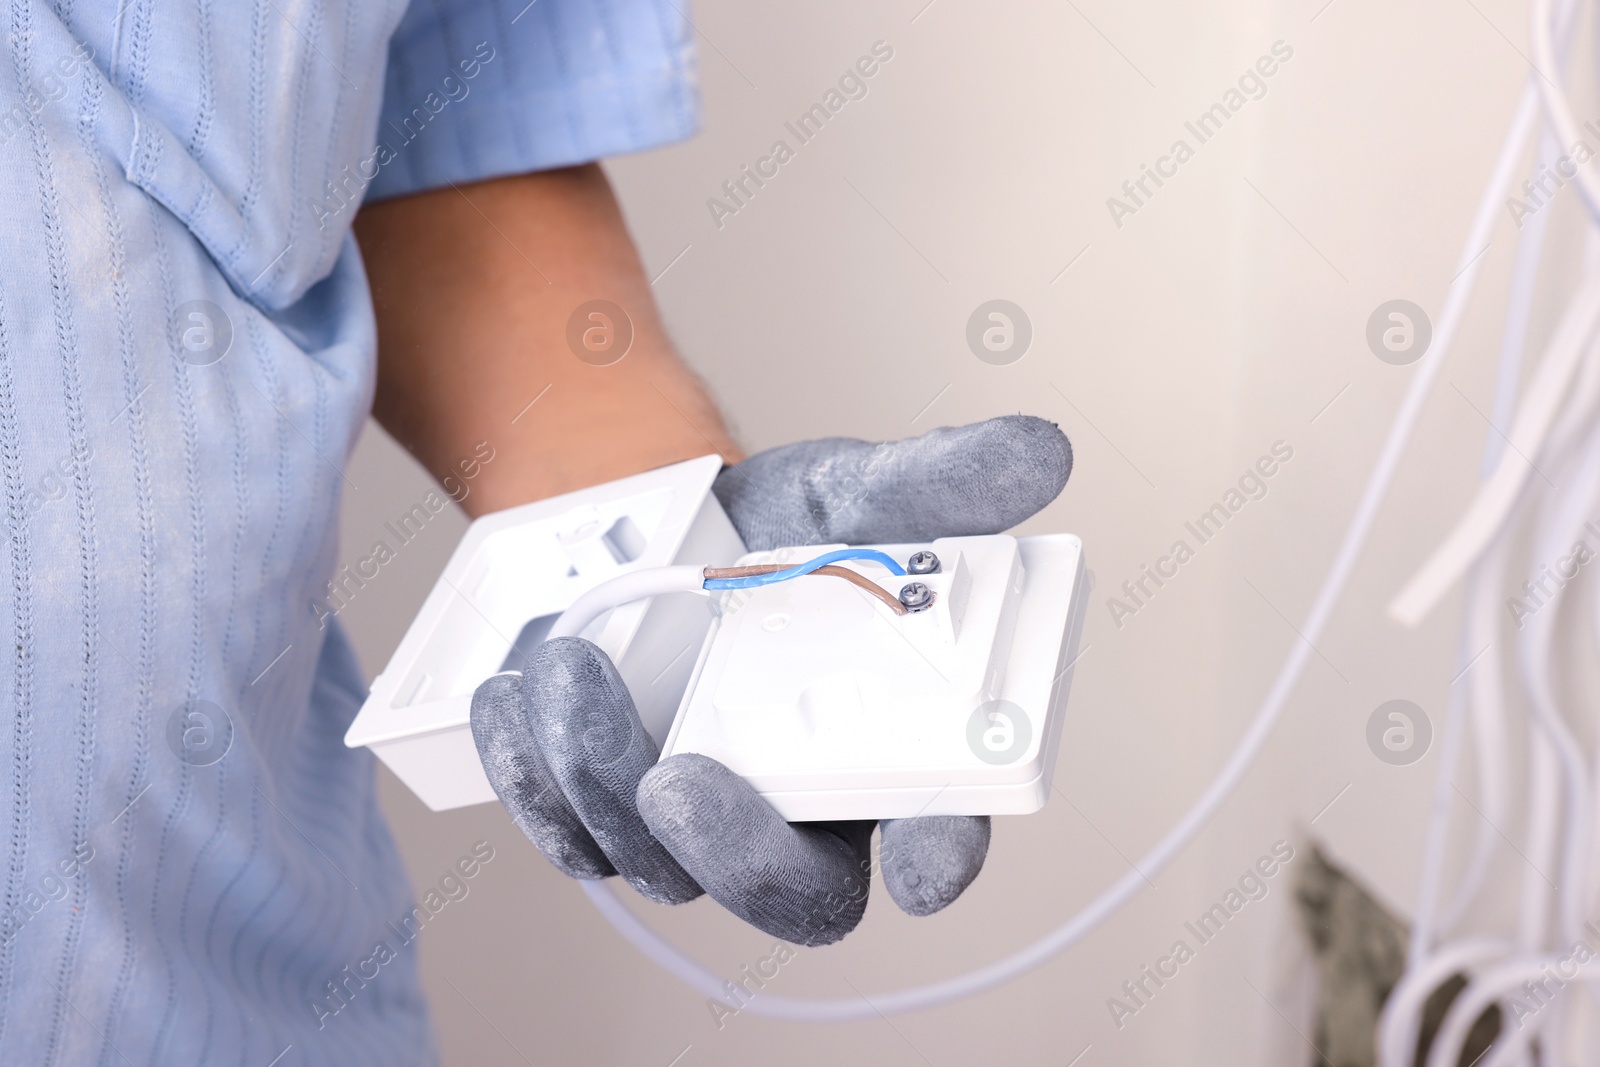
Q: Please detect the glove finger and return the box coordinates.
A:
[637,753,875,945]
[520,638,702,904]
[878,815,991,917]
[713,414,1071,550]
[469,671,615,880]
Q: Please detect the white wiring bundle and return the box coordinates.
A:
[1378,0,1600,1063]
[557,1,1600,1034]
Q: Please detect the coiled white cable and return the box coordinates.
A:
[1380,938,1510,1066]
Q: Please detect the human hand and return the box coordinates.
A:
[470,415,1071,944]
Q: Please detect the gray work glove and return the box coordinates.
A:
[470,415,1072,945]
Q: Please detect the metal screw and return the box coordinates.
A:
[898,582,934,612]
[906,550,941,575]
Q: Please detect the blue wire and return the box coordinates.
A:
[702,548,907,590]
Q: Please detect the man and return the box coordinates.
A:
[0,2,1069,1062]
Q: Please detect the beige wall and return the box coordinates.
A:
[335,0,1568,1062]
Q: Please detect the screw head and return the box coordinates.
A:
[898,582,934,612]
[906,550,941,575]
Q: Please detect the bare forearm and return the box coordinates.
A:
[354,164,741,518]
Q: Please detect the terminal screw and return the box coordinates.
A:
[905,550,941,575]
[898,582,934,612]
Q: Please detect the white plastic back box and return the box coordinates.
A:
[345,456,745,810]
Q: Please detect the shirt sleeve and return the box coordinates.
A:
[366,0,700,201]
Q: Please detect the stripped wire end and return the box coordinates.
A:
[702,549,912,616]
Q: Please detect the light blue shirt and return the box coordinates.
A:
[0,2,697,1064]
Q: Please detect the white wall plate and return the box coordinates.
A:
[661,534,1087,821]
[344,455,745,811]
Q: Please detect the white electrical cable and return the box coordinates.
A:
[1378,938,1509,1066]
[546,566,708,640]
[1533,0,1600,222]
[1519,429,1600,946]
[1436,550,1512,933]
[1388,274,1600,627]
[1390,335,1600,1063]
[1385,356,1600,1064]
[1387,279,1600,1053]
[572,80,1544,1022]
[1407,175,1549,954]
[1426,128,1561,939]
[1425,955,1570,1067]
[1383,1,1597,1056]
[1408,217,1540,949]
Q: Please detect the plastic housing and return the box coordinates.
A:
[661,534,1087,820]
[344,455,745,810]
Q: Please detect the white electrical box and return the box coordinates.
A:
[345,455,745,810]
[665,535,1087,821]
[347,456,1087,822]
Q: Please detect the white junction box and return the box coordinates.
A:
[347,455,1088,821]
[345,455,744,810]
[663,535,1086,821]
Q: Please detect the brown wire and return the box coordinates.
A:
[703,564,909,616]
